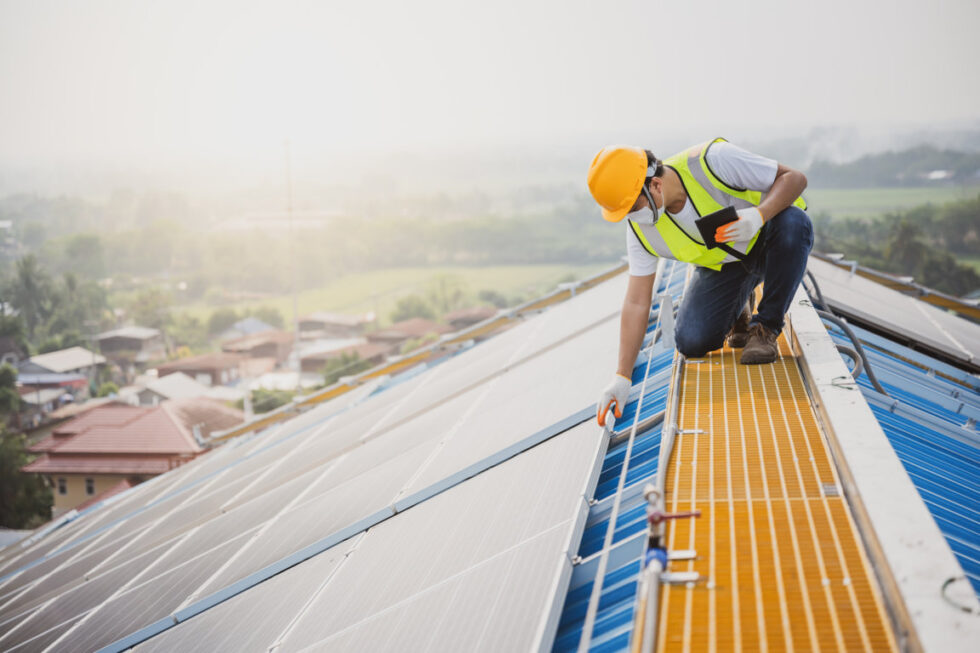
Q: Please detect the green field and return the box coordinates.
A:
[804,185,980,219]
[960,257,980,274]
[177,263,614,325]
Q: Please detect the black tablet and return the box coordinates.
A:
[694,206,739,248]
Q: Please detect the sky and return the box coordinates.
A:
[0,0,978,191]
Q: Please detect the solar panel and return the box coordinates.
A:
[807,257,980,369]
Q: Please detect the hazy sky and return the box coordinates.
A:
[1,0,978,185]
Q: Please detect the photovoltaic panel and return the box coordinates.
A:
[0,271,630,652]
[807,257,980,368]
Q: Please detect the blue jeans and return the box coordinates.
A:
[673,206,814,358]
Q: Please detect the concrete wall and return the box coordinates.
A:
[49,473,136,519]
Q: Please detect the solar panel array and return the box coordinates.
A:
[0,271,633,652]
[806,257,980,370]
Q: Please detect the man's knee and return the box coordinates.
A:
[768,206,814,249]
[675,328,722,358]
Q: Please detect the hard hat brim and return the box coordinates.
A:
[601,204,633,223]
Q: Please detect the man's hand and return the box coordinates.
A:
[597,373,632,427]
[715,207,763,243]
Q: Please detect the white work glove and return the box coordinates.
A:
[715,207,763,243]
[597,373,632,427]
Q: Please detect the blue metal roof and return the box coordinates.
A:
[827,321,980,597]
[552,262,686,652]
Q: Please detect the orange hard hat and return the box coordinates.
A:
[587,146,649,223]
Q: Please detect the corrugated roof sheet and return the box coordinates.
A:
[20,347,106,374]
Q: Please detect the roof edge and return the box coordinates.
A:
[787,285,980,652]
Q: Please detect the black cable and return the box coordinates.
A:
[941,576,979,614]
[805,269,832,315]
[816,310,889,397]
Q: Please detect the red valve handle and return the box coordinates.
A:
[648,510,701,525]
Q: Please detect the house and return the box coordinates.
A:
[22,397,244,518]
[155,353,244,387]
[300,342,394,374]
[298,312,375,339]
[131,372,211,406]
[96,326,167,377]
[17,388,67,430]
[221,330,293,365]
[366,318,451,348]
[218,317,276,342]
[18,346,106,378]
[0,336,26,367]
[16,372,91,427]
[442,306,498,331]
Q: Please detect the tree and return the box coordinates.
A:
[97,381,119,397]
[390,294,435,322]
[247,306,284,329]
[171,313,209,350]
[207,308,240,336]
[322,352,372,386]
[426,274,467,315]
[63,233,105,279]
[128,287,174,332]
[0,432,52,528]
[7,255,53,339]
[0,364,20,415]
[0,365,49,528]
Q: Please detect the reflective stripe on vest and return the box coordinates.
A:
[628,137,806,271]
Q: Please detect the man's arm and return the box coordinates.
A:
[616,273,656,376]
[757,163,807,222]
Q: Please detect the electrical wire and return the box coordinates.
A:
[834,344,864,379]
[815,310,890,396]
[941,576,979,614]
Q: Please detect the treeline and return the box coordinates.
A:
[807,145,980,188]
[10,198,620,301]
[813,195,980,296]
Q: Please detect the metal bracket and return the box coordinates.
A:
[661,571,703,584]
[678,429,706,435]
[668,549,697,561]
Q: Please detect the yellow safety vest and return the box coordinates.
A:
[628,138,807,271]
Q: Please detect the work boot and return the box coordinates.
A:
[726,304,752,348]
[740,324,778,365]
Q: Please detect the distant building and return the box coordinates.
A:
[300,342,395,374]
[156,353,244,387]
[219,317,276,342]
[221,330,293,365]
[0,336,26,367]
[299,312,375,339]
[131,372,211,406]
[16,372,90,428]
[366,318,451,348]
[22,398,244,518]
[19,346,106,378]
[97,326,167,378]
[443,306,498,331]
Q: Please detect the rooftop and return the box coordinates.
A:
[20,346,106,374]
[97,326,162,341]
[0,259,976,652]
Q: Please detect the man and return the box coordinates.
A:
[588,138,812,426]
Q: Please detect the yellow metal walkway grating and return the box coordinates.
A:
[656,335,898,652]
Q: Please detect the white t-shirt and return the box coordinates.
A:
[626,141,779,276]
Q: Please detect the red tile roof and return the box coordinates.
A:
[156,353,243,376]
[221,330,294,352]
[28,399,243,459]
[302,342,394,363]
[443,306,498,324]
